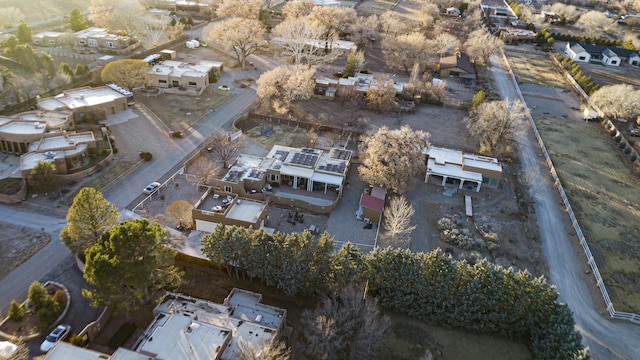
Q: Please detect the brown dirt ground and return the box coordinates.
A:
[0,225,51,280]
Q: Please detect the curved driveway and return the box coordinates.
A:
[489,53,640,359]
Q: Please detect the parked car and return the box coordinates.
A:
[40,324,71,352]
[218,85,230,91]
[143,182,161,195]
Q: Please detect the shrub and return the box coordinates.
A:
[53,290,67,310]
[139,151,153,161]
[172,130,184,138]
[8,300,24,321]
[108,322,137,349]
[437,217,485,251]
[38,297,60,324]
[69,333,87,346]
[28,281,47,310]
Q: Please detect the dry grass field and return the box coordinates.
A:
[505,50,569,89]
[535,117,640,313]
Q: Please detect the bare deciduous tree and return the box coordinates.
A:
[382,32,434,73]
[205,18,265,69]
[433,33,461,58]
[282,0,315,19]
[358,125,430,194]
[300,285,390,360]
[215,0,262,19]
[165,200,193,228]
[236,338,291,360]
[465,99,529,159]
[187,155,221,186]
[0,7,25,28]
[365,75,397,113]
[345,15,379,48]
[137,14,184,48]
[380,11,414,35]
[256,64,315,114]
[381,195,417,248]
[590,84,640,119]
[88,0,146,35]
[206,129,246,169]
[307,5,357,35]
[548,3,581,23]
[272,17,341,65]
[577,11,615,37]
[464,29,504,65]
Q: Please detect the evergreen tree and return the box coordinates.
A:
[8,300,24,321]
[83,219,182,313]
[27,281,48,310]
[16,20,32,43]
[29,161,57,193]
[69,8,89,32]
[60,187,120,256]
[75,63,90,76]
[39,51,56,78]
[58,62,74,77]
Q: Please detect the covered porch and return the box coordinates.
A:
[425,159,482,192]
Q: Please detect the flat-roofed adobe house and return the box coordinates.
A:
[439,52,476,79]
[32,31,64,46]
[33,27,139,54]
[148,60,224,95]
[20,131,97,177]
[44,289,288,360]
[424,146,502,192]
[0,111,74,155]
[192,189,269,232]
[37,86,129,123]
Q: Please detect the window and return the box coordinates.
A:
[578,56,586,61]
[172,80,179,87]
[268,174,279,182]
[224,186,232,193]
[48,40,56,45]
[188,82,197,88]
[78,40,86,45]
[105,41,115,48]
[88,39,98,47]
[159,80,167,85]
[611,60,618,65]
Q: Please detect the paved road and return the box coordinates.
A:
[489,53,640,359]
[102,84,258,209]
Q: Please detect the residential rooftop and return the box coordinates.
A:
[38,86,126,111]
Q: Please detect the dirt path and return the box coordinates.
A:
[492,53,640,359]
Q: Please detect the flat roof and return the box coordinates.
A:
[21,153,62,172]
[150,60,222,78]
[43,342,109,360]
[225,198,267,223]
[29,133,95,152]
[154,291,285,360]
[0,121,47,136]
[427,158,483,182]
[135,313,230,359]
[426,147,464,166]
[38,86,125,111]
[463,153,502,172]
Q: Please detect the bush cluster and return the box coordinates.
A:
[22,281,63,325]
[139,151,153,161]
[561,57,600,95]
[437,217,485,251]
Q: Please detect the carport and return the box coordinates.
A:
[280,165,314,191]
[311,172,343,194]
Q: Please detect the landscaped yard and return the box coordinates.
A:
[535,117,640,313]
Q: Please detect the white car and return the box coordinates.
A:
[40,324,71,353]
[143,182,161,195]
